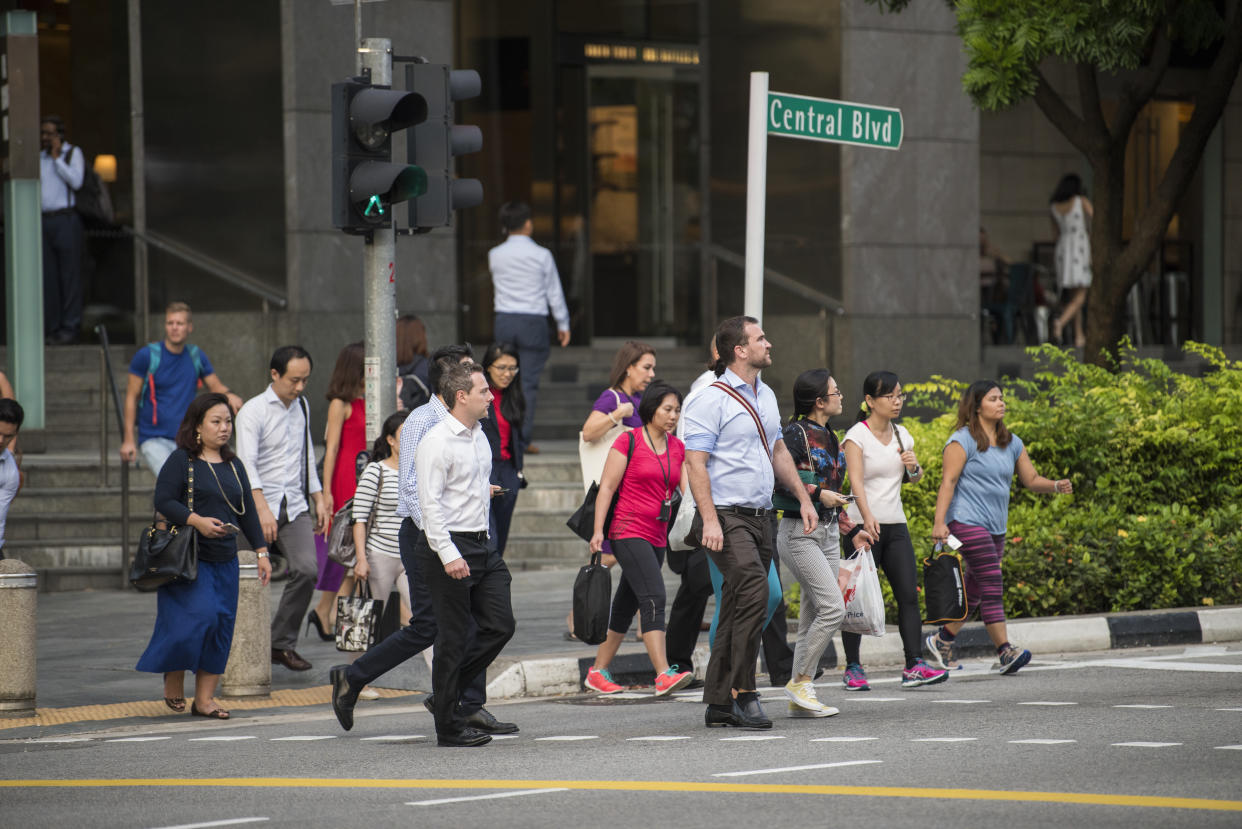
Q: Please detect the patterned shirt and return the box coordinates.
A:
[396,394,449,526]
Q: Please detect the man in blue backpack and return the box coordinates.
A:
[120,302,244,474]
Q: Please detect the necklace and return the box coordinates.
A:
[203,456,246,515]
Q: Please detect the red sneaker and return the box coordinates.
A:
[585,666,622,694]
[654,667,693,696]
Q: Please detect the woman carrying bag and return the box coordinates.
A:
[841,371,947,690]
[583,381,693,697]
[481,342,526,555]
[925,381,1072,675]
[136,393,271,719]
[352,412,411,627]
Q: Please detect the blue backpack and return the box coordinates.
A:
[140,342,206,426]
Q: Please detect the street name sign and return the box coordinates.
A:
[767,91,903,151]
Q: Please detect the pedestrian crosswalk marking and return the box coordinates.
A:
[1214,745,1242,750]
[911,737,978,742]
[1113,705,1172,709]
[269,736,337,741]
[1216,708,1242,712]
[1010,739,1077,745]
[187,736,257,742]
[105,736,171,743]
[841,697,904,702]
[27,737,91,743]
[1017,701,1077,706]
[407,788,568,806]
[1111,742,1183,748]
[359,735,426,742]
[719,735,785,742]
[713,759,882,777]
[535,735,598,741]
[931,700,990,705]
[627,736,692,741]
[148,818,269,829]
[809,737,878,742]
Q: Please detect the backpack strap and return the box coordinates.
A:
[711,380,772,462]
[142,342,162,426]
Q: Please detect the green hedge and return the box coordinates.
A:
[785,341,1242,620]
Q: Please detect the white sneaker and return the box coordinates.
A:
[784,679,822,711]
[787,701,840,718]
[357,686,380,700]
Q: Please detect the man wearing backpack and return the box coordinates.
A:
[120,302,244,475]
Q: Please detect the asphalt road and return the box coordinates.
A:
[3,644,1241,829]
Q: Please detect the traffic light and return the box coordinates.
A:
[405,63,483,231]
[332,77,428,234]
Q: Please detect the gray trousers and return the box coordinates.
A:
[777,517,845,679]
[268,506,316,650]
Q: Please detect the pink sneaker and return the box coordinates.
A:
[654,667,693,696]
[842,663,871,691]
[585,666,623,694]
[901,658,949,688]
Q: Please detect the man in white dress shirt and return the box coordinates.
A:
[488,201,571,454]
[235,345,331,672]
[39,116,86,344]
[416,361,516,746]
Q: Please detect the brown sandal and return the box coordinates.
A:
[190,703,230,720]
[162,673,186,712]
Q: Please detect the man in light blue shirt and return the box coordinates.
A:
[0,399,24,560]
[39,116,86,344]
[488,201,571,454]
[683,316,816,730]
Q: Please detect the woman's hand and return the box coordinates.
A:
[614,402,634,422]
[900,449,919,472]
[190,514,228,539]
[819,489,850,509]
[354,550,370,581]
[589,531,604,555]
[862,513,881,543]
[932,521,950,545]
[257,554,272,586]
[1052,478,1073,495]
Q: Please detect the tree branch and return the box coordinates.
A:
[1110,17,1174,147]
[1032,67,1094,155]
[1076,62,1108,143]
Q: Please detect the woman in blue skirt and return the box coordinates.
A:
[136,393,270,719]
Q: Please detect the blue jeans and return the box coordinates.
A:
[139,438,178,475]
[494,312,550,447]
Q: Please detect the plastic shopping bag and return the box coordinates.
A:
[838,547,886,637]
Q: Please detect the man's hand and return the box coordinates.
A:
[314,495,331,534]
[557,329,571,347]
[256,501,279,544]
[445,558,470,580]
[700,516,724,552]
[49,133,63,159]
[225,392,244,414]
[120,440,137,462]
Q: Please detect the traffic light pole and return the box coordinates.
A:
[359,37,397,443]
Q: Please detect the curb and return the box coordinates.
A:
[487,606,1242,700]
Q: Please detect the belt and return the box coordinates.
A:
[42,208,75,217]
[449,530,488,542]
[715,505,771,518]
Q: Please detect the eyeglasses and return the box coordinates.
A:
[491,364,519,375]
[876,393,907,403]
[820,391,843,399]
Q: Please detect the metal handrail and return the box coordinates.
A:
[706,243,845,314]
[124,226,289,308]
[94,324,132,589]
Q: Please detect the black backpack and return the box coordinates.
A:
[398,356,431,411]
[67,146,115,227]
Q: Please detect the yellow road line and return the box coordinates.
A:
[0,778,1239,812]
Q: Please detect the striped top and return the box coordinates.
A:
[352,460,402,559]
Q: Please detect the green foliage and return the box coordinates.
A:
[804,341,1242,623]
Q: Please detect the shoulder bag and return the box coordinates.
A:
[567,432,635,542]
[326,465,384,568]
[923,543,968,624]
[130,457,199,591]
[578,388,631,494]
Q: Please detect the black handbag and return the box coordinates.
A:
[130,458,199,591]
[923,547,968,624]
[572,552,613,646]
[566,432,635,542]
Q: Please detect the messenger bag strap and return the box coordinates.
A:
[712,380,772,463]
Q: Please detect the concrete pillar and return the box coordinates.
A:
[0,559,38,716]
[220,550,271,699]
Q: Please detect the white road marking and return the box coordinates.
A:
[359,735,427,742]
[1010,739,1078,745]
[842,697,905,702]
[147,819,269,829]
[408,788,568,807]
[810,737,879,742]
[1217,707,1242,712]
[719,735,786,742]
[1111,741,1183,748]
[28,737,92,743]
[627,736,693,741]
[270,736,337,741]
[106,736,171,743]
[490,735,520,740]
[712,759,882,777]
[930,699,990,705]
[1089,659,1242,674]
[911,737,979,742]
[1214,745,1242,750]
[610,693,649,700]
[187,736,257,742]
[534,735,599,741]
[1016,701,1078,706]
[1113,704,1173,709]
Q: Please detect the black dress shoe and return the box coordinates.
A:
[705,703,742,728]
[330,665,357,731]
[735,694,773,729]
[271,648,312,671]
[463,707,519,734]
[437,727,492,747]
[422,695,435,715]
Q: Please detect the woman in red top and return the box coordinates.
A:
[481,342,526,554]
[308,342,366,637]
[584,380,694,697]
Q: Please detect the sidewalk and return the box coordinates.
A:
[3,568,1240,734]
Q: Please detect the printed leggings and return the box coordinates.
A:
[949,520,1007,625]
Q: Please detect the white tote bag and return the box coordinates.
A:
[667,488,697,552]
[839,547,886,637]
[578,389,631,493]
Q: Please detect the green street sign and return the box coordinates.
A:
[767,91,902,151]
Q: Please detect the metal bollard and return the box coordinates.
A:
[0,559,38,716]
[220,550,271,699]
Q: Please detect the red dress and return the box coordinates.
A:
[331,398,367,512]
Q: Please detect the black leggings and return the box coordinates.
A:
[608,537,668,634]
[842,522,922,666]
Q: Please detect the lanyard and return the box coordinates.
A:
[643,425,672,498]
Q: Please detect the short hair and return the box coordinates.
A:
[0,398,25,429]
[713,316,758,375]
[856,370,901,423]
[607,340,656,391]
[270,345,313,376]
[165,301,192,319]
[439,361,485,407]
[638,380,682,425]
[175,393,236,461]
[41,115,65,135]
[499,201,531,234]
[325,341,364,402]
[396,315,428,365]
[429,343,474,391]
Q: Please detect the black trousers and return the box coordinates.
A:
[42,211,84,335]
[346,519,486,712]
[420,532,515,736]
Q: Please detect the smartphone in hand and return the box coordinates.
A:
[221,522,241,536]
